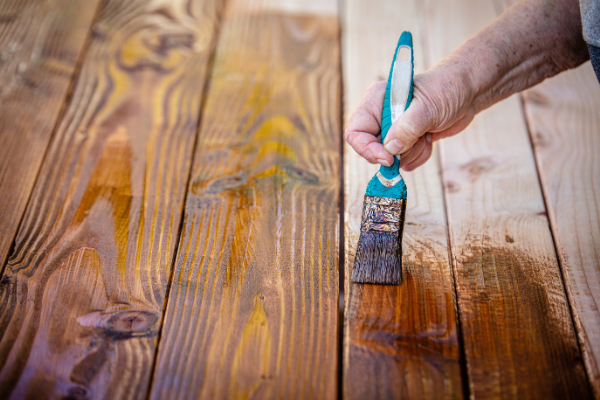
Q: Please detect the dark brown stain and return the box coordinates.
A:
[347,237,462,399]
[455,242,591,399]
[505,235,514,243]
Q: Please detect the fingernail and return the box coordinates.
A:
[384,139,404,155]
[377,158,391,167]
[426,133,432,143]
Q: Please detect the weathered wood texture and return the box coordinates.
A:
[522,63,600,397]
[0,0,220,398]
[342,1,463,399]
[422,0,593,397]
[0,0,102,272]
[149,0,341,398]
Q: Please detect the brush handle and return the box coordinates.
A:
[379,31,414,180]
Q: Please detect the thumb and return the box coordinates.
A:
[382,97,435,156]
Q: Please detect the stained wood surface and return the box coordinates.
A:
[0,0,221,398]
[0,0,102,272]
[422,0,592,398]
[342,1,463,399]
[149,0,341,398]
[522,63,600,397]
[1,0,599,398]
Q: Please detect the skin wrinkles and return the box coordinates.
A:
[345,0,589,171]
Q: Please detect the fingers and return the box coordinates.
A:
[344,128,394,165]
[345,67,477,171]
[398,133,427,168]
[345,81,395,166]
[347,81,387,131]
[403,133,433,171]
[382,95,435,157]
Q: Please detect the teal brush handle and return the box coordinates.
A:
[380,31,414,179]
[365,31,413,200]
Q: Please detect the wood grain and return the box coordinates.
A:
[149,0,341,398]
[421,0,593,397]
[0,0,221,398]
[0,0,103,273]
[522,63,600,398]
[342,1,463,398]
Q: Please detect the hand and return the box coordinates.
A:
[344,60,476,171]
[344,0,588,171]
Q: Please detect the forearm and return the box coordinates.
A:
[445,0,588,113]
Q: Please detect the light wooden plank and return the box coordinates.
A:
[0,0,221,398]
[522,62,600,397]
[342,1,463,398]
[149,0,341,398]
[0,0,102,272]
[421,0,593,397]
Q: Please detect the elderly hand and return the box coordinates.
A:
[345,0,588,171]
[345,60,476,171]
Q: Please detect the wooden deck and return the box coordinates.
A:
[0,0,598,398]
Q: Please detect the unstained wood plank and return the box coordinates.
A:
[421,0,593,397]
[0,0,221,398]
[149,0,341,398]
[522,63,600,398]
[342,0,463,399]
[0,0,103,273]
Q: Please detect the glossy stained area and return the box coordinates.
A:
[0,0,599,399]
[0,0,221,398]
[149,1,341,397]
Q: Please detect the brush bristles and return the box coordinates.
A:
[352,231,402,284]
[351,196,406,285]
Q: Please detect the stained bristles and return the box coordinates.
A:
[351,196,406,285]
[351,230,402,284]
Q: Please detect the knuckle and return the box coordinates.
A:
[401,120,421,141]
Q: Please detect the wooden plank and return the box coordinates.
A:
[342,1,463,399]
[522,63,600,397]
[421,0,593,397]
[0,0,221,398]
[0,0,102,272]
[149,0,341,398]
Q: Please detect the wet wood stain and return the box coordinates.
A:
[0,0,221,398]
[148,3,341,399]
[0,0,103,277]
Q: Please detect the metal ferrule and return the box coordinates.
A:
[376,171,404,187]
[361,196,407,233]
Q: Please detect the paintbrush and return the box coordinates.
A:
[351,31,414,285]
